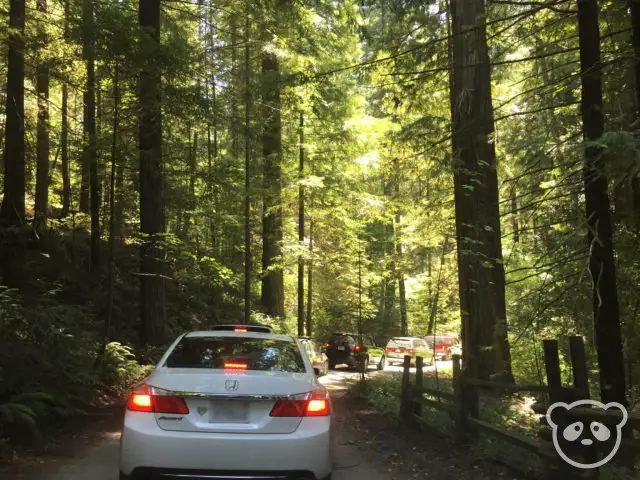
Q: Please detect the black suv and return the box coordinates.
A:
[324,332,385,371]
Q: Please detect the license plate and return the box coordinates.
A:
[337,346,345,351]
[211,401,249,423]
[396,348,401,353]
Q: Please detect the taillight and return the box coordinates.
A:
[127,385,189,414]
[234,327,248,332]
[306,398,330,416]
[269,391,330,417]
[325,343,331,348]
[385,347,394,353]
[353,345,361,351]
[406,348,414,355]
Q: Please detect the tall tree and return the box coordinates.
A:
[1,0,26,228]
[449,0,512,380]
[139,0,165,345]
[60,0,71,218]
[244,16,252,325]
[83,0,99,275]
[394,159,408,336]
[261,24,285,319]
[34,0,50,232]
[1,0,26,288]
[577,0,627,405]
[298,112,305,336]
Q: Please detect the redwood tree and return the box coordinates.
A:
[576,0,627,405]
[34,0,50,232]
[449,0,512,380]
[139,0,165,345]
[261,42,285,319]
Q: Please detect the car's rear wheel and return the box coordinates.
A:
[377,356,386,370]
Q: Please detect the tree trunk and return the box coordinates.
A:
[1,0,26,287]
[394,160,408,336]
[306,217,313,337]
[183,129,197,237]
[60,0,71,218]
[35,0,50,232]
[106,62,119,340]
[297,112,305,336]
[139,0,165,346]
[577,0,627,405]
[629,0,640,226]
[1,0,26,227]
[261,50,285,318]
[243,16,252,324]
[449,0,512,380]
[84,0,99,278]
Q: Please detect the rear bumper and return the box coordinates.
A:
[121,468,328,479]
[119,413,332,479]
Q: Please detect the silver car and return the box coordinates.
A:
[385,337,433,366]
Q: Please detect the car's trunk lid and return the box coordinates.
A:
[148,369,314,434]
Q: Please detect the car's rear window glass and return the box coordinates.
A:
[165,337,305,372]
[331,335,355,346]
[388,338,412,347]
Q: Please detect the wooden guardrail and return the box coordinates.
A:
[399,336,639,479]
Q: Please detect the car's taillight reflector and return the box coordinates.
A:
[269,400,306,417]
[126,385,189,414]
[154,395,189,414]
[270,392,330,417]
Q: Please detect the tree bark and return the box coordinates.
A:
[35,0,50,232]
[629,0,640,226]
[1,0,26,227]
[394,160,408,336]
[1,0,26,287]
[183,129,197,237]
[449,0,512,380]
[576,0,627,405]
[139,0,165,346]
[244,16,252,324]
[298,112,305,336]
[60,0,71,218]
[306,217,313,337]
[106,62,119,340]
[83,0,99,277]
[261,50,285,319]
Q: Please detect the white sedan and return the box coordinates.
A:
[119,325,332,480]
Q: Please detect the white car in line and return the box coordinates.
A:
[119,325,333,480]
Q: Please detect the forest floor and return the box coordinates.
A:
[0,368,516,480]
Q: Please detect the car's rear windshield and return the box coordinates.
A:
[331,334,355,346]
[425,336,456,347]
[164,336,305,373]
[388,338,412,347]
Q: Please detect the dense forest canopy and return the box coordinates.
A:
[1,0,639,434]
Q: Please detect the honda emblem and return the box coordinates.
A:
[225,379,239,391]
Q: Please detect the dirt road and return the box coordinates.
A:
[1,365,498,480]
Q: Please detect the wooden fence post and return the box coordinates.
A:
[568,335,589,399]
[414,356,424,417]
[452,354,467,445]
[400,354,412,424]
[543,339,563,403]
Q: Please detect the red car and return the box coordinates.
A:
[424,335,461,361]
